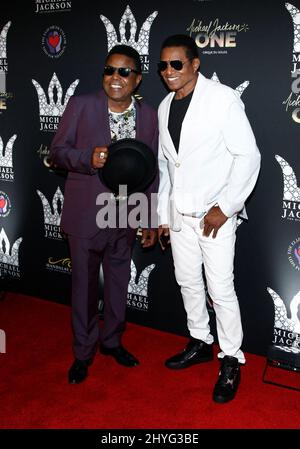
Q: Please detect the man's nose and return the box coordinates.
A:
[112,71,121,80]
[165,63,175,75]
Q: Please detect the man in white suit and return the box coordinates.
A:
[157,35,261,403]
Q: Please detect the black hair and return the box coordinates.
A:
[161,34,199,60]
[105,45,142,73]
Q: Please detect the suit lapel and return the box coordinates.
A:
[163,92,178,161]
[96,90,111,145]
[136,98,142,140]
[178,73,204,158]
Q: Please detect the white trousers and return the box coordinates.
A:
[170,214,245,364]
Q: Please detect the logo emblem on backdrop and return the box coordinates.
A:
[267,287,300,354]
[36,143,64,174]
[127,260,155,311]
[211,72,250,97]
[0,134,16,182]
[0,191,11,217]
[32,73,79,132]
[276,154,300,221]
[46,256,71,274]
[0,21,12,112]
[287,237,300,271]
[283,3,300,123]
[35,0,72,14]
[37,186,64,240]
[100,5,158,73]
[186,16,249,55]
[0,21,10,72]
[0,227,22,279]
[37,143,51,167]
[42,26,66,58]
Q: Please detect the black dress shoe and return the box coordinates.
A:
[165,338,213,369]
[100,344,139,367]
[213,355,240,403]
[68,358,93,384]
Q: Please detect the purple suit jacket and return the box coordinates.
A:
[50,90,158,238]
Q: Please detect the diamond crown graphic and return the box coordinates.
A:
[0,21,11,60]
[37,186,64,226]
[100,5,158,54]
[286,2,300,53]
[32,72,79,117]
[0,134,16,168]
[0,228,22,267]
[211,72,250,97]
[267,287,300,336]
[275,154,300,202]
[128,260,155,296]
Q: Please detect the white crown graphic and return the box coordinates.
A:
[128,260,155,296]
[100,5,158,54]
[0,134,16,167]
[275,154,300,202]
[267,287,300,353]
[32,72,79,116]
[0,227,22,267]
[211,72,250,97]
[286,2,300,53]
[0,21,11,60]
[37,186,64,226]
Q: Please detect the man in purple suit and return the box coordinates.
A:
[50,45,158,384]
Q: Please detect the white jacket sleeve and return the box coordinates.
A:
[218,96,261,218]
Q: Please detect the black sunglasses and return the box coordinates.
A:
[103,66,140,77]
[157,59,192,72]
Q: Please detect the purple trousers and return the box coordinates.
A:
[68,228,136,360]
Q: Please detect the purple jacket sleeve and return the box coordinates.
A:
[50,96,96,175]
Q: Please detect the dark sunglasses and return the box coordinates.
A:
[103,66,140,77]
[157,59,192,72]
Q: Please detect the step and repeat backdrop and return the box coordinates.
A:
[1,0,300,358]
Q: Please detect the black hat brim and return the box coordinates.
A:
[99,138,156,195]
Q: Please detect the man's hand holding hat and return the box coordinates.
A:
[92,146,108,169]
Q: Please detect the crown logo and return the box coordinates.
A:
[267,287,300,340]
[37,186,64,226]
[0,21,11,60]
[0,134,16,167]
[286,3,300,53]
[211,72,250,97]
[0,227,22,267]
[276,154,300,202]
[128,260,155,296]
[100,5,158,54]
[32,72,79,116]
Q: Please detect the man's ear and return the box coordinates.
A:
[135,74,142,88]
[193,58,200,73]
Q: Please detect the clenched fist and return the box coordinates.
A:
[91,146,108,169]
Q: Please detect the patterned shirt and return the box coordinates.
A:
[108,98,136,142]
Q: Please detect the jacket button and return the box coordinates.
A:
[175,162,180,167]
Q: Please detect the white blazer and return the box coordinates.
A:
[157,72,261,229]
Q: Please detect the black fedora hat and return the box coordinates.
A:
[99,138,157,195]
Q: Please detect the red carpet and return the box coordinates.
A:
[0,292,300,429]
